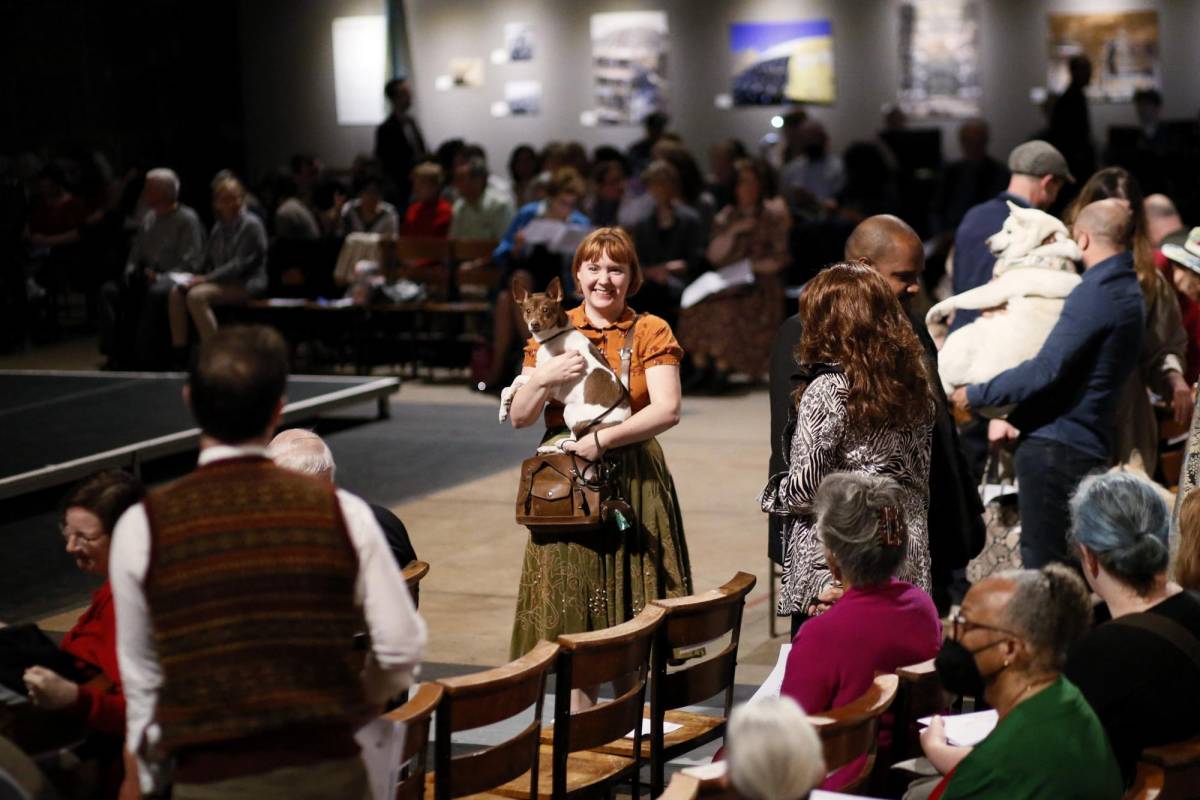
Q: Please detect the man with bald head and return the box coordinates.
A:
[769,215,983,617]
[951,199,1144,568]
[269,428,417,568]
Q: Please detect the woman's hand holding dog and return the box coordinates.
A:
[532,351,587,390]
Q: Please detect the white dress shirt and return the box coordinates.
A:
[110,445,427,791]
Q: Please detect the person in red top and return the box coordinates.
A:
[402,162,452,238]
[23,470,145,738]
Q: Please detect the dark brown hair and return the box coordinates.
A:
[572,226,644,297]
[61,469,145,535]
[188,325,289,443]
[794,262,932,428]
[1063,166,1153,297]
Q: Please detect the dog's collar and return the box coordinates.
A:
[533,327,571,345]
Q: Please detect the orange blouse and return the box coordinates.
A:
[523,305,684,427]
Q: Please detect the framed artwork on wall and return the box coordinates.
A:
[729,19,835,106]
[1047,11,1159,103]
[897,0,982,119]
[589,11,669,126]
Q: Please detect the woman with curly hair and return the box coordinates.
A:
[761,262,935,633]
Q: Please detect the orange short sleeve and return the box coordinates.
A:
[522,337,539,370]
[637,314,684,369]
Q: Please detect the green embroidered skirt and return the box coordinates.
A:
[510,435,694,658]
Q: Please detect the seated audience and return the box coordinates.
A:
[312,174,349,238]
[920,565,1121,799]
[780,472,940,790]
[111,325,426,798]
[627,110,669,177]
[402,162,452,238]
[98,167,204,368]
[24,163,86,299]
[1065,472,1200,785]
[725,696,826,800]
[1064,167,1190,460]
[678,157,789,392]
[482,167,590,390]
[707,137,748,211]
[22,470,145,796]
[779,120,844,219]
[340,172,400,236]
[631,159,705,326]
[449,156,514,243]
[268,428,418,568]
[1146,193,1183,247]
[834,141,900,224]
[272,169,320,240]
[508,144,541,207]
[652,139,716,232]
[1159,226,1200,384]
[166,174,267,363]
[584,157,642,229]
[452,143,513,206]
[933,120,1008,237]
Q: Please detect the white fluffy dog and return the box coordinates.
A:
[927,202,1083,413]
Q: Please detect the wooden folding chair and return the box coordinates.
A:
[588,572,756,796]
[402,560,430,608]
[429,640,559,800]
[1126,762,1165,800]
[499,605,667,799]
[394,236,453,296]
[451,239,502,297]
[809,673,899,794]
[1139,737,1200,800]
[890,658,952,763]
[382,682,442,800]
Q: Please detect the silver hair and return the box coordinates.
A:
[996,564,1091,672]
[267,429,336,482]
[1069,471,1169,595]
[726,696,826,800]
[145,168,180,202]
[814,472,907,586]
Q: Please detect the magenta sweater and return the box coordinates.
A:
[780,578,942,790]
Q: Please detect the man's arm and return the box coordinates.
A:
[110,504,167,794]
[178,214,206,273]
[338,490,427,704]
[966,283,1108,411]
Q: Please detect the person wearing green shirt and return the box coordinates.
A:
[920,565,1123,800]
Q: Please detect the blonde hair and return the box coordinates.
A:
[726,697,826,800]
[411,161,444,186]
[572,227,644,297]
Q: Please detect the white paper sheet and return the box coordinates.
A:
[917,709,998,747]
[748,643,792,704]
[167,272,194,287]
[356,717,407,800]
[680,258,754,309]
[624,718,683,739]
[519,218,587,254]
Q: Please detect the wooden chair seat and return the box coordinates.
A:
[575,707,724,757]
[492,748,635,799]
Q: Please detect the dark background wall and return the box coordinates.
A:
[0,0,246,212]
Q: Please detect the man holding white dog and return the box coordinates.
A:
[951,199,1144,569]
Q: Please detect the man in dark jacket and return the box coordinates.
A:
[769,215,984,616]
[375,77,427,208]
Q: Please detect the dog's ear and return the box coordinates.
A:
[546,276,563,302]
[512,278,529,305]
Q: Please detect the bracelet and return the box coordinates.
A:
[593,430,604,452]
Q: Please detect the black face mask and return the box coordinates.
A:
[934,638,1006,698]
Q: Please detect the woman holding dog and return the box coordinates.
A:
[507,227,693,658]
[762,263,935,635]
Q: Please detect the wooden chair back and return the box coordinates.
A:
[432,640,559,800]
[395,236,453,263]
[402,560,430,608]
[551,604,667,797]
[1126,762,1165,800]
[890,658,952,763]
[451,239,499,262]
[809,673,899,793]
[1139,737,1200,800]
[451,239,501,296]
[384,682,443,800]
[644,573,756,794]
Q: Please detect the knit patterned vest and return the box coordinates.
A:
[143,457,370,751]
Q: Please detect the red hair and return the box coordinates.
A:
[795,262,932,428]
[572,226,644,296]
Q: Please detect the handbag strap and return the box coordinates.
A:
[1112,607,1200,675]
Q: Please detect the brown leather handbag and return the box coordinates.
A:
[515,452,621,533]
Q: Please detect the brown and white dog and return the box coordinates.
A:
[511,277,630,451]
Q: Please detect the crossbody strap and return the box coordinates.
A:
[1112,609,1200,675]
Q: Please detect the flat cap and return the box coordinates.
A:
[1008,140,1074,183]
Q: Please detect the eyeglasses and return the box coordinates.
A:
[61,526,106,545]
[949,609,1020,642]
